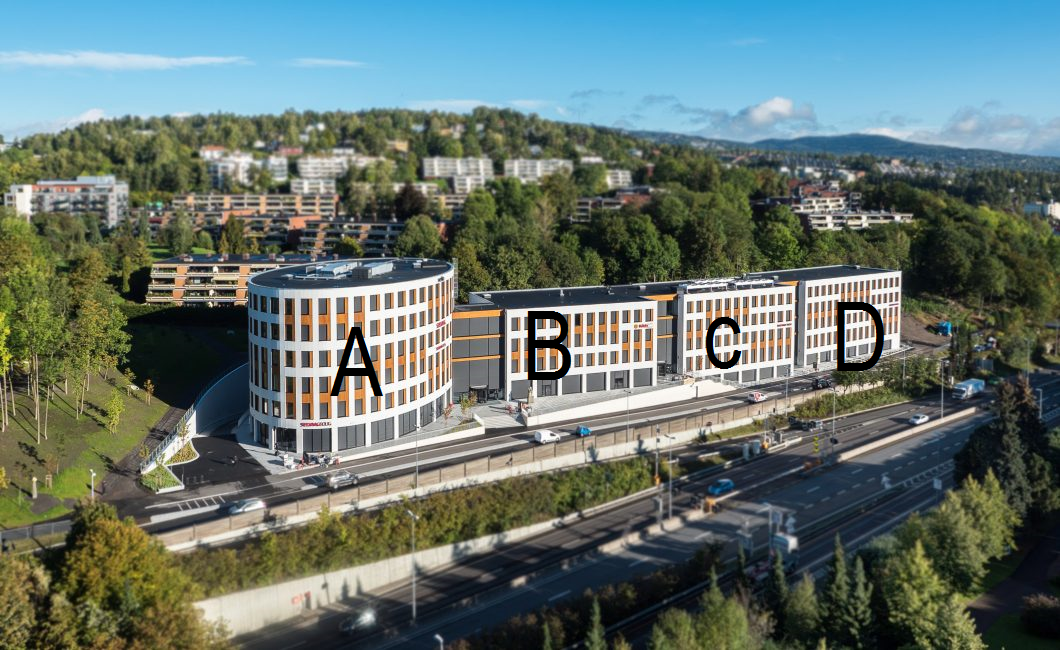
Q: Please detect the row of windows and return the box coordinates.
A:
[685,310,792,330]
[685,328,791,350]
[685,344,790,370]
[250,311,452,344]
[685,292,793,313]
[807,293,899,313]
[511,307,654,332]
[807,320,897,349]
[511,328,654,352]
[248,279,453,316]
[806,276,900,298]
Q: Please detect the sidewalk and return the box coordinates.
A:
[969,522,1060,633]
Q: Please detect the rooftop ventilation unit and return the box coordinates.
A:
[349,260,394,279]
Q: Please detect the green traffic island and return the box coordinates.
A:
[166,441,199,466]
[140,465,183,493]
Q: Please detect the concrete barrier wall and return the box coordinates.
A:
[837,407,980,462]
[526,378,730,427]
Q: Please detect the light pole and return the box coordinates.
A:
[434,633,444,650]
[654,435,660,488]
[902,349,907,393]
[665,434,675,519]
[405,509,419,624]
[1037,388,1044,421]
[940,359,948,420]
[89,469,96,502]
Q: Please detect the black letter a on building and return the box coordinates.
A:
[332,326,383,397]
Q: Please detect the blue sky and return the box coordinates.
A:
[3,0,1060,154]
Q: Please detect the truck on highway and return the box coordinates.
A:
[952,378,985,400]
[747,532,800,582]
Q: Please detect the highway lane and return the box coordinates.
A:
[233,389,1008,649]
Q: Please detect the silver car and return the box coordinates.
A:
[226,498,266,515]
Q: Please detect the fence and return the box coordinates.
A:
[140,362,248,475]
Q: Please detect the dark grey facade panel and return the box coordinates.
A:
[488,337,500,355]
[511,379,531,399]
[658,337,673,364]
[536,379,558,397]
[370,418,395,444]
[453,339,470,358]
[453,318,470,337]
[304,426,332,452]
[562,374,582,394]
[760,366,775,379]
[658,319,673,335]
[610,370,629,389]
[452,362,470,396]
[338,424,365,450]
[488,360,501,388]
[399,410,417,436]
[469,359,489,388]
[742,369,756,383]
[724,372,739,382]
[634,368,652,387]
[469,339,490,357]
[586,372,606,392]
[470,317,490,336]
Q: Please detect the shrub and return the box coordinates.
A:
[1021,592,1060,638]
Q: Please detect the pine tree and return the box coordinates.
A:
[542,619,553,650]
[883,540,947,648]
[585,597,606,650]
[844,556,874,649]
[929,595,986,650]
[734,545,753,603]
[783,572,820,646]
[764,551,789,630]
[821,534,851,643]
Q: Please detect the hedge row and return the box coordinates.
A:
[179,456,669,597]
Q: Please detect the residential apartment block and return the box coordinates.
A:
[239,261,900,457]
[1024,201,1060,219]
[299,219,410,256]
[606,169,634,189]
[148,253,347,306]
[503,158,574,183]
[451,175,490,195]
[422,157,494,179]
[170,193,339,218]
[800,211,914,231]
[3,175,129,228]
[291,179,337,195]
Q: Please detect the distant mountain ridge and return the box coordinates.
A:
[626,130,1060,173]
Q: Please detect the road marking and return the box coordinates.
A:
[806,486,820,493]
[852,482,862,488]
[694,531,713,541]
[837,489,847,496]
[548,590,571,602]
[820,496,831,503]
[850,468,863,475]
[890,452,902,459]
[629,558,649,568]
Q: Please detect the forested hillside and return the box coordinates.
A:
[1,108,1057,350]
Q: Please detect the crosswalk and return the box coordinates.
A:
[176,495,227,511]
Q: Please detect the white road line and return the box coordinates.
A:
[548,590,571,602]
[850,468,863,475]
[820,496,831,503]
[837,489,847,496]
[852,482,862,488]
[890,452,902,459]
[806,486,820,494]
[629,558,648,568]
[694,531,713,541]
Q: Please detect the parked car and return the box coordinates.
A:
[339,606,378,637]
[226,498,266,515]
[747,391,767,404]
[534,429,561,444]
[574,425,593,437]
[812,377,833,390]
[707,478,735,496]
[326,469,358,491]
[908,413,930,426]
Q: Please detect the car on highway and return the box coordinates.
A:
[747,391,767,403]
[574,425,593,437]
[534,429,561,444]
[326,469,358,491]
[226,498,266,515]
[908,413,930,426]
[707,478,735,496]
[811,377,833,390]
[339,605,378,637]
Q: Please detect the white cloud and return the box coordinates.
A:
[0,50,249,70]
[408,99,497,112]
[554,106,570,116]
[4,108,106,139]
[860,104,1060,155]
[291,57,366,68]
[508,99,549,110]
[672,96,819,140]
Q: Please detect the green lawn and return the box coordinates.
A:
[965,551,1027,604]
[0,374,170,528]
[984,613,1057,650]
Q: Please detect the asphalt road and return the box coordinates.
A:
[234,373,1060,650]
[137,364,855,531]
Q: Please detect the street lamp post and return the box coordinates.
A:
[830,387,837,457]
[665,434,676,520]
[434,633,444,650]
[1037,388,1044,421]
[940,360,948,420]
[405,509,419,624]
[89,469,96,502]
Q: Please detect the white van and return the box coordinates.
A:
[534,429,561,444]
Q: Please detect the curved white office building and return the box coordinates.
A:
[246,258,455,455]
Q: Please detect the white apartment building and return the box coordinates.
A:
[1024,201,1060,219]
[503,159,574,183]
[422,157,494,179]
[297,156,350,180]
[606,169,634,190]
[451,175,489,195]
[393,182,440,197]
[4,175,130,228]
[580,155,605,164]
[266,156,289,183]
[208,152,256,188]
[291,178,337,195]
[802,211,915,231]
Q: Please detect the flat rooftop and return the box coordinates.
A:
[250,257,453,290]
[470,286,645,310]
[746,265,897,283]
